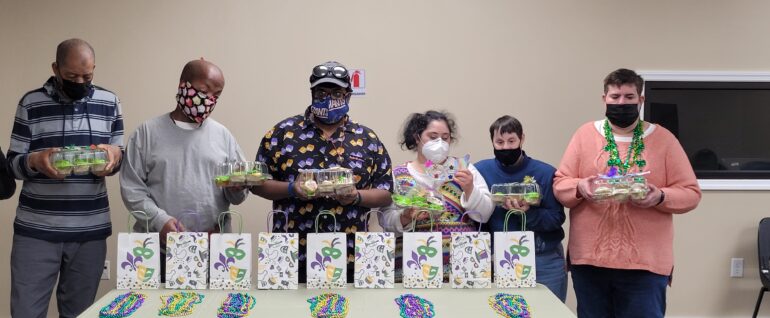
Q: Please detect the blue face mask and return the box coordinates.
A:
[310,96,349,124]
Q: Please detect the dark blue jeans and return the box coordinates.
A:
[537,244,568,302]
[571,265,668,318]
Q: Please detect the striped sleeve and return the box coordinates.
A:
[110,95,125,149]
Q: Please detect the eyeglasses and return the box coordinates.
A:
[313,88,349,100]
[312,65,348,79]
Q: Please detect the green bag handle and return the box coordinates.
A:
[217,210,243,234]
[503,209,527,232]
[267,210,289,233]
[362,209,385,232]
[314,210,339,233]
[127,211,151,234]
[177,211,202,232]
[459,210,484,233]
[409,209,436,233]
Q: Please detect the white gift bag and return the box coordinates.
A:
[117,211,160,289]
[494,210,537,288]
[306,210,347,289]
[402,213,443,289]
[354,210,395,289]
[209,211,251,290]
[450,211,492,288]
[165,213,209,290]
[257,210,299,290]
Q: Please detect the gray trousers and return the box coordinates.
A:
[11,234,106,318]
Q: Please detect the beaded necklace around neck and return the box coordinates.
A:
[602,119,646,175]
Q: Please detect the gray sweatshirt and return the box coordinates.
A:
[120,113,247,232]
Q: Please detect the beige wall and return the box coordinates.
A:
[1,1,769,317]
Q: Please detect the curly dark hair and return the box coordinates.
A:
[398,110,458,151]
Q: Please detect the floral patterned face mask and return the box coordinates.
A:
[176,81,218,123]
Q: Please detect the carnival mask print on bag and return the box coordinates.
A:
[176,81,217,123]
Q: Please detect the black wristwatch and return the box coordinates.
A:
[348,191,362,206]
[656,190,666,206]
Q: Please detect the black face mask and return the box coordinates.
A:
[494,148,522,166]
[605,103,640,128]
[58,77,92,100]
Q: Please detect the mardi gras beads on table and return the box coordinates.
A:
[158,291,204,316]
[98,291,146,318]
[217,292,257,318]
[488,293,531,318]
[394,294,435,318]
[307,293,349,318]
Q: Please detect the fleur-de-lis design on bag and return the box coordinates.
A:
[499,234,532,279]
[214,238,247,283]
[407,236,439,281]
[121,238,156,282]
[311,237,343,282]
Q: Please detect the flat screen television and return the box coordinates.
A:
[643,81,770,179]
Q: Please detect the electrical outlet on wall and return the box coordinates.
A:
[102,260,110,280]
[730,258,744,278]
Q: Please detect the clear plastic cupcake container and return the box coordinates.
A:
[315,169,336,196]
[332,168,355,195]
[522,182,542,206]
[590,177,614,202]
[72,150,93,175]
[591,174,650,203]
[214,161,273,188]
[50,150,75,176]
[391,180,445,218]
[392,178,415,208]
[214,162,232,187]
[507,183,525,202]
[312,167,355,196]
[229,161,248,186]
[409,188,446,220]
[610,178,630,202]
[298,169,318,197]
[490,182,540,206]
[245,161,270,186]
[91,149,109,173]
[49,146,109,177]
[628,175,649,200]
[490,184,508,205]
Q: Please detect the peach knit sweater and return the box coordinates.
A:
[554,121,701,276]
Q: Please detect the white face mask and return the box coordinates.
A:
[421,138,449,163]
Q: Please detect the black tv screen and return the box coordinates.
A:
[644,81,770,179]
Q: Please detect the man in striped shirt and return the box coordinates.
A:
[7,38,123,318]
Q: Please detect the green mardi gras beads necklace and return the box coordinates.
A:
[602,119,646,175]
